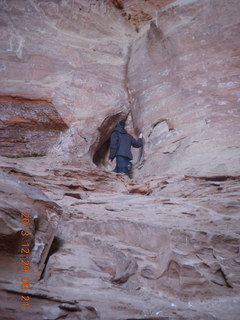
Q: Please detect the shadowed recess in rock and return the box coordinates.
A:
[92,112,127,166]
[0,97,68,158]
[39,236,64,281]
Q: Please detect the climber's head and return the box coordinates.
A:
[117,120,125,128]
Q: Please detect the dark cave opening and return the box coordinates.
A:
[92,112,127,167]
[93,137,111,166]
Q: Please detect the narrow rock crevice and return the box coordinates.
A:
[39,236,64,281]
[202,176,240,182]
[212,268,233,288]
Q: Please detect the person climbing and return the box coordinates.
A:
[108,120,143,177]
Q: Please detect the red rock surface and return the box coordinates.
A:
[110,0,178,27]
[0,166,62,284]
[0,0,240,319]
[0,156,240,319]
[0,96,68,157]
[128,0,240,177]
[0,0,133,160]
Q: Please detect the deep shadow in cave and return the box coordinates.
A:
[93,137,111,166]
[92,112,128,167]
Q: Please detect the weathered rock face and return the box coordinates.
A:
[0,0,240,319]
[0,168,62,283]
[0,0,133,160]
[110,0,178,27]
[0,96,68,157]
[0,0,239,174]
[0,156,240,319]
[128,0,240,177]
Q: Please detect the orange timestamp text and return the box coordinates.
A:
[19,212,31,306]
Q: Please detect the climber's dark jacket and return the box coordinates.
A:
[109,122,143,161]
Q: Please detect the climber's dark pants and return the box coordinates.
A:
[113,156,131,177]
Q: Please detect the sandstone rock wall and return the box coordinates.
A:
[0,1,240,319]
[128,0,240,177]
[0,169,62,283]
[0,96,68,157]
[0,0,133,159]
[1,0,239,175]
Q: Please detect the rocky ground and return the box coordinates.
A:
[0,156,239,320]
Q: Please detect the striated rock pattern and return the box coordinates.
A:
[0,167,62,284]
[0,156,240,319]
[128,0,240,177]
[0,0,133,160]
[0,96,68,157]
[0,0,239,175]
[0,0,240,319]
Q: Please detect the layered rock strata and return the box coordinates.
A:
[0,167,62,285]
[0,0,240,319]
[0,96,68,157]
[0,0,239,175]
[0,0,133,160]
[128,0,240,177]
[0,156,239,319]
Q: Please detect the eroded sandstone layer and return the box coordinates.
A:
[0,165,62,284]
[0,96,68,157]
[0,0,133,160]
[0,0,239,175]
[0,156,240,319]
[0,0,240,319]
[128,0,240,177]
